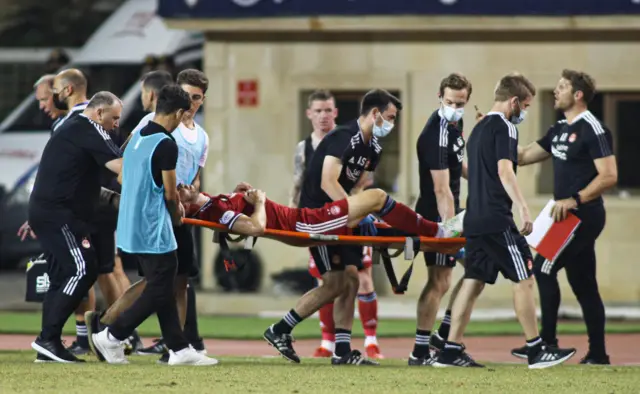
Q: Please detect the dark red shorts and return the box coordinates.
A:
[294,200,350,236]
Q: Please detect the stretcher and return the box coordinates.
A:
[182,218,465,294]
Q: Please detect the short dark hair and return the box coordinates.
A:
[494,73,536,102]
[141,70,173,94]
[359,89,402,116]
[307,89,334,107]
[439,73,473,99]
[561,69,596,104]
[176,69,209,94]
[87,91,121,108]
[155,84,191,115]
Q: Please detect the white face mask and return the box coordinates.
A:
[441,103,464,122]
[373,115,394,137]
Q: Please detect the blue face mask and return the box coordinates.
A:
[373,115,394,137]
[509,99,527,125]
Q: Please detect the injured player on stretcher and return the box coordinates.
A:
[178,184,465,239]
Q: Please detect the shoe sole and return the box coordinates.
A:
[31,342,75,364]
[528,350,577,369]
[511,351,528,360]
[91,334,128,365]
[34,358,53,363]
[263,334,300,364]
[136,350,165,356]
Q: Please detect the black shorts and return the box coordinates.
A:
[464,228,533,284]
[131,225,199,278]
[90,228,116,274]
[309,244,363,276]
[416,207,461,269]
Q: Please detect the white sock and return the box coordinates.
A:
[320,340,335,352]
[365,336,378,347]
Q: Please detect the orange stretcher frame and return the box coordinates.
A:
[182,218,465,255]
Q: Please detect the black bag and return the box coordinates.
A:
[25,254,49,303]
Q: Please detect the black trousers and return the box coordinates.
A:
[533,203,607,357]
[108,251,189,352]
[31,222,99,341]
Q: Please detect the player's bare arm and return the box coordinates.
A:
[431,169,455,221]
[497,159,533,235]
[162,168,182,226]
[192,167,203,191]
[289,141,306,207]
[551,156,617,222]
[230,189,267,236]
[105,157,123,175]
[320,156,349,201]
[518,142,551,166]
[461,161,468,180]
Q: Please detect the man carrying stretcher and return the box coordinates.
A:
[178,185,465,241]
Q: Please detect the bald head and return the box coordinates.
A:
[56,69,87,92]
[85,91,122,131]
[52,68,88,111]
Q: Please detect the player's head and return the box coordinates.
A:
[306,90,337,134]
[140,70,173,112]
[33,74,58,119]
[176,69,208,118]
[360,89,402,138]
[52,68,88,111]
[438,73,472,123]
[86,91,122,131]
[155,84,192,132]
[493,72,536,125]
[554,69,596,112]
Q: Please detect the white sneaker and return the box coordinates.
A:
[439,210,465,238]
[168,346,219,366]
[92,329,129,364]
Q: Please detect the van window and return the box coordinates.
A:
[3,64,141,133]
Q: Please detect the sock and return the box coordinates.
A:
[357,292,378,338]
[334,329,352,357]
[437,309,452,340]
[273,309,302,335]
[319,302,335,344]
[377,196,439,237]
[184,280,202,344]
[413,329,431,358]
[76,321,88,348]
[526,336,542,348]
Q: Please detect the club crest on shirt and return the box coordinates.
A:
[81,238,91,249]
[568,133,577,143]
[329,205,341,216]
[527,259,533,271]
[220,211,235,225]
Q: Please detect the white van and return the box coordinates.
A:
[0,0,203,267]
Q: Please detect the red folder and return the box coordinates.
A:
[526,200,581,263]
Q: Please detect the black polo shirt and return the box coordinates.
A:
[299,119,382,209]
[29,114,122,232]
[416,109,465,217]
[537,110,613,207]
[464,112,519,236]
[138,121,179,188]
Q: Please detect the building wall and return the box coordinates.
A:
[198,39,640,305]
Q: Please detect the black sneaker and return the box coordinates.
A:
[190,337,207,354]
[263,325,300,363]
[511,345,528,360]
[429,332,446,353]
[433,344,484,368]
[528,344,576,369]
[31,337,85,363]
[67,340,90,355]
[125,330,144,356]
[408,352,435,366]
[579,352,610,365]
[157,351,170,364]
[34,353,53,363]
[331,350,379,365]
[136,338,166,355]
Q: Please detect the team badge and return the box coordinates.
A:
[82,238,91,249]
[330,205,341,216]
[568,133,577,143]
[527,259,533,270]
[220,211,235,225]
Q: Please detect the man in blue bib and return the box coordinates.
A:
[90,84,218,366]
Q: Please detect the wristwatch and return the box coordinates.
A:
[572,192,582,207]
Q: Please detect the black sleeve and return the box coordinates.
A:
[584,123,614,159]
[418,119,449,171]
[325,130,353,162]
[495,122,517,163]
[536,124,555,153]
[153,138,179,171]
[80,121,122,166]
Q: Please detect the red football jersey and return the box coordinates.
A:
[187,192,297,231]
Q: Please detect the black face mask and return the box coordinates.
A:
[52,92,68,111]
